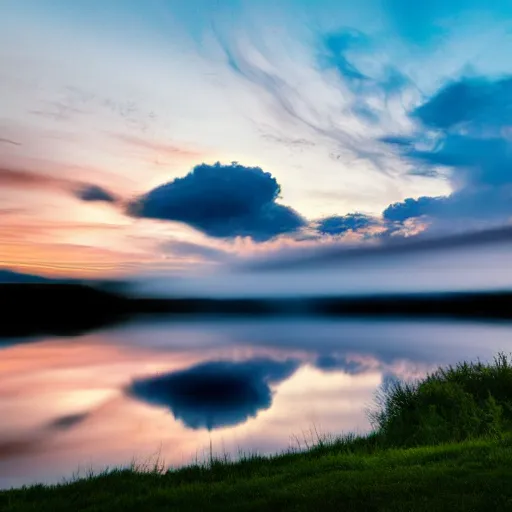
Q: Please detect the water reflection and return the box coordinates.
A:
[128,359,299,430]
[315,354,370,374]
[48,413,91,431]
[0,317,511,489]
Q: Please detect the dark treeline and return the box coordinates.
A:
[2,283,512,338]
[0,284,129,338]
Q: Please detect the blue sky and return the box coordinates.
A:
[1,0,512,277]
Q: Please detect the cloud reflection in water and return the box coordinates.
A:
[127,358,300,430]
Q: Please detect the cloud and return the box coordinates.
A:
[382,75,512,230]
[383,189,512,227]
[114,134,203,160]
[161,240,230,263]
[128,162,306,241]
[320,29,409,98]
[320,29,370,82]
[315,354,370,374]
[74,184,117,203]
[0,437,45,461]
[0,167,69,190]
[215,27,405,169]
[317,213,378,235]
[383,196,445,222]
[411,77,512,132]
[317,27,411,139]
[127,358,299,430]
[0,138,21,146]
[243,224,512,271]
[47,412,89,431]
[0,166,118,205]
[409,136,512,188]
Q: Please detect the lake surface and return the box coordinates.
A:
[1,317,512,489]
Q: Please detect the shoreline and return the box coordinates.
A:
[2,436,511,511]
[2,283,512,338]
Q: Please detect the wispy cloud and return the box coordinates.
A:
[244,224,512,272]
[2,0,512,275]
[0,167,71,190]
[161,240,231,264]
[74,185,117,203]
[114,134,204,160]
[212,21,418,180]
[0,165,118,205]
[0,138,21,146]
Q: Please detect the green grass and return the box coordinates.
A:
[3,437,512,511]
[3,354,512,511]
[371,353,512,447]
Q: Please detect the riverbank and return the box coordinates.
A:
[1,436,512,511]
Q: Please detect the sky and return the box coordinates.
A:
[1,0,512,280]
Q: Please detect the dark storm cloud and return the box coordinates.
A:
[128,162,305,241]
[127,358,299,430]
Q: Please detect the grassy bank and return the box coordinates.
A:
[2,438,512,512]
[2,355,512,511]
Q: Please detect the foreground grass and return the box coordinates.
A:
[371,353,512,447]
[3,354,512,511]
[2,437,512,511]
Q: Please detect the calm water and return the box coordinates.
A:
[1,317,512,489]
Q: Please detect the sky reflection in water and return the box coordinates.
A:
[1,317,512,489]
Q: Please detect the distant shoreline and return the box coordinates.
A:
[1,283,512,338]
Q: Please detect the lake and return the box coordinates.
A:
[1,316,512,489]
